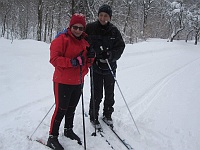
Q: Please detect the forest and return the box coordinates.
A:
[0,0,199,44]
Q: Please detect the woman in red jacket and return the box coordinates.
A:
[47,13,95,150]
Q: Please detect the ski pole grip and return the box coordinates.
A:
[100,46,103,51]
[77,56,83,66]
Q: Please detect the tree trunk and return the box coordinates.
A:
[37,0,43,41]
[123,1,131,34]
[43,7,49,42]
[194,29,199,45]
[185,30,193,42]
[71,0,75,15]
[1,14,7,37]
[79,0,85,14]
[49,4,55,43]
[57,4,62,33]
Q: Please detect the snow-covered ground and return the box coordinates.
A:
[0,38,200,150]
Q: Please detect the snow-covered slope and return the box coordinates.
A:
[0,38,200,150]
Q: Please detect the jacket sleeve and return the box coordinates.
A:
[110,28,125,62]
[49,36,73,68]
[86,57,95,68]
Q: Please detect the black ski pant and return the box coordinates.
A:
[49,82,81,136]
[89,71,115,119]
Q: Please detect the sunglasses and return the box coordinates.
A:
[72,26,84,31]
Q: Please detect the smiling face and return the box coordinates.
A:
[98,12,111,25]
[70,23,84,37]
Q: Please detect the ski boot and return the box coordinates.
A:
[64,128,82,145]
[47,135,64,150]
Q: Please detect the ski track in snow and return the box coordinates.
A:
[130,57,200,118]
[115,46,200,117]
[110,44,200,149]
[0,95,53,118]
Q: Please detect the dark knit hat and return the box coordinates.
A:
[69,13,86,28]
[98,4,112,18]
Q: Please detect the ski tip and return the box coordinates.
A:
[36,139,47,146]
[91,132,97,136]
[97,128,103,132]
[109,125,114,129]
[77,140,82,145]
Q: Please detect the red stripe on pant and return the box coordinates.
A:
[49,82,59,135]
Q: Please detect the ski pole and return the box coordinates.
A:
[90,61,97,136]
[105,59,140,135]
[27,103,55,140]
[78,51,87,150]
[86,47,97,136]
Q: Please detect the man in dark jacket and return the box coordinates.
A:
[85,4,125,128]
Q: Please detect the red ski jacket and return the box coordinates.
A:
[50,29,93,85]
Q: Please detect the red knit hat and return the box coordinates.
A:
[69,13,86,28]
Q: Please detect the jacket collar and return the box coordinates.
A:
[97,20,110,29]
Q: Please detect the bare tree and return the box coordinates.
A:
[0,0,199,44]
[71,0,75,14]
[141,0,155,40]
[186,2,200,45]
[37,0,43,41]
[0,1,11,37]
[123,0,132,34]
[166,1,185,42]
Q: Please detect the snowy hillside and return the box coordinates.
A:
[0,38,200,150]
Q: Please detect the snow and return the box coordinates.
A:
[171,2,180,9]
[0,37,200,150]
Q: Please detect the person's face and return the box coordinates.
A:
[98,12,110,25]
[71,23,84,37]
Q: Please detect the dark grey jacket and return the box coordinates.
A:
[85,20,125,75]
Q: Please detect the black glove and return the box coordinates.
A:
[86,47,95,58]
[101,51,112,60]
[70,56,85,66]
